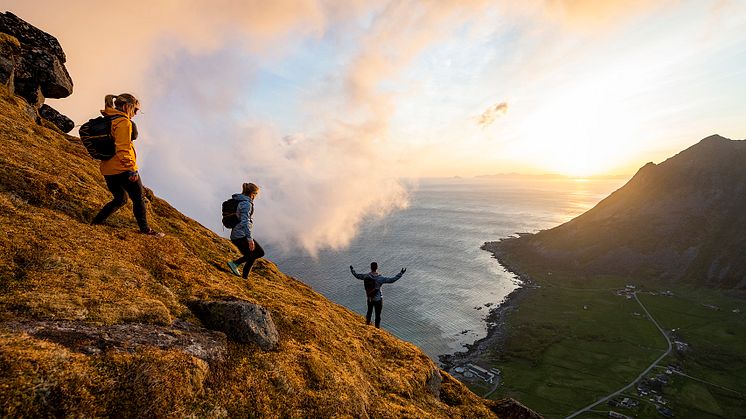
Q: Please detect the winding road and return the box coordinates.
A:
[565,292,672,419]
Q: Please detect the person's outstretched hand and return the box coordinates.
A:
[400,268,407,275]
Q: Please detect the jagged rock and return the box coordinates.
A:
[0,12,72,99]
[485,398,543,419]
[14,80,44,108]
[426,367,443,398]
[39,103,74,133]
[4,319,228,366]
[189,299,279,350]
[0,33,20,92]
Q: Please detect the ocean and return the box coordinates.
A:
[273,176,627,360]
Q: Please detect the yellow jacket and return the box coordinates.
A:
[99,107,138,175]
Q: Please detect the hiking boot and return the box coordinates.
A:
[227,261,240,277]
[142,229,165,238]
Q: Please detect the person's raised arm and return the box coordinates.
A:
[350,265,365,280]
[379,268,406,284]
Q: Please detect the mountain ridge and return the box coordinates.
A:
[492,134,746,289]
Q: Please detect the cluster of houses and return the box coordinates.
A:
[669,330,690,353]
[606,365,682,417]
[615,284,637,299]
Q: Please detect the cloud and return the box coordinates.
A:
[118,1,494,255]
[477,102,509,127]
[136,44,411,255]
[543,0,672,30]
[4,0,700,253]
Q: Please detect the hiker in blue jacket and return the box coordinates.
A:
[350,262,406,328]
[227,182,264,279]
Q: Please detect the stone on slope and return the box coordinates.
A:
[189,299,279,351]
[39,103,74,133]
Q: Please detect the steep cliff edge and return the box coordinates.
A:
[0,76,512,417]
[488,135,746,289]
[0,13,547,416]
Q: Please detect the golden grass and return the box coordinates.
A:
[0,85,500,417]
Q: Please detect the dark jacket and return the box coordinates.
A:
[350,267,404,302]
[230,193,254,240]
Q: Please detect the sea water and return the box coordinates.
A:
[273,177,626,360]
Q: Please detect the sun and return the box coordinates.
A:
[517,71,644,177]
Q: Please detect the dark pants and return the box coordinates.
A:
[92,172,149,232]
[366,299,383,328]
[231,238,265,278]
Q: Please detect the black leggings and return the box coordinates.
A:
[231,238,265,278]
[366,299,383,328]
[93,172,149,232]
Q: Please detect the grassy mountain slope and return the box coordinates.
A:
[0,86,507,417]
[503,135,746,289]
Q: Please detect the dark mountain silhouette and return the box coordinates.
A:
[489,135,746,289]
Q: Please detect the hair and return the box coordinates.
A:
[104,93,140,112]
[370,262,378,272]
[242,182,260,196]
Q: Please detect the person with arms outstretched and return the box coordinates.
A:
[350,262,406,329]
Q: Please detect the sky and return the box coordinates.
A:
[5,0,746,253]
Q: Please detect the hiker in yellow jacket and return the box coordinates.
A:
[91,93,163,237]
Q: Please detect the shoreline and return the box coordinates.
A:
[439,238,536,388]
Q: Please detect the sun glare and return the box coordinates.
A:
[519,71,645,177]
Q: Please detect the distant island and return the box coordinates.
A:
[476,173,631,180]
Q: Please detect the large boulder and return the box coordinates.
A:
[39,103,74,133]
[0,12,72,99]
[189,299,279,351]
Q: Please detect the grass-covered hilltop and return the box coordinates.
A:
[468,136,746,417]
[0,15,538,418]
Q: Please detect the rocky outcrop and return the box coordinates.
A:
[485,398,543,419]
[0,12,74,132]
[0,33,20,92]
[4,320,228,365]
[39,103,74,132]
[188,299,279,351]
[426,367,443,398]
[0,12,72,98]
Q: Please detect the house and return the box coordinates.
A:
[674,341,689,352]
[657,406,674,417]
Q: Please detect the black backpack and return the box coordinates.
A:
[79,115,137,160]
[364,277,377,299]
[222,198,240,228]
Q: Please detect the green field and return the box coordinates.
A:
[475,269,746,418]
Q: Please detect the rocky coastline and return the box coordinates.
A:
[439,237,536,386]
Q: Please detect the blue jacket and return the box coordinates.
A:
[229,193,254,240]
[350,267,404,302]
